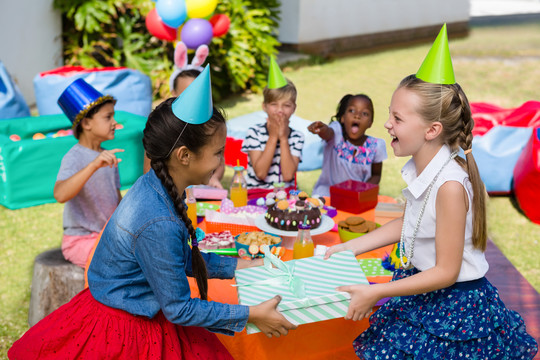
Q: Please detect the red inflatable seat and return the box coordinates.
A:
[513,127,540,224]
[224,136,248,168]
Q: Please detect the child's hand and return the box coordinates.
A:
[93,149,124,169]
[336,284,378,321]
[308,121,327,135]
[267,116,280,139]
[236,257,264,270]
[249,295,297,338]
[277,118,289,140]
[208,176,223,189]
[323,243,348,260]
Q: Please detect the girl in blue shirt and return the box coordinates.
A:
[9,98,296,359]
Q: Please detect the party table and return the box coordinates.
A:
[189,196,399,360]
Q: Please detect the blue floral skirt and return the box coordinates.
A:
[353,267,538,359]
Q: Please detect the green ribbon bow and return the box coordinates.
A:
[234,245,306,299]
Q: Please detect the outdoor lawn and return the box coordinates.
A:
[1,21,539,357]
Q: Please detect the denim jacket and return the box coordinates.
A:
[88,170,249,335]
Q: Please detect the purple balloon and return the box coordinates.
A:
[181,18,213,49]
[156,0,187,28]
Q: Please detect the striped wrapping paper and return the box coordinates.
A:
[234,250,369,334]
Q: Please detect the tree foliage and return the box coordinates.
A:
[53,0,281,100]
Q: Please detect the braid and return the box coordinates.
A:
[455,85,474,152]
[454,85,487,251]
[151,159,209,300]
[452,84,487,251]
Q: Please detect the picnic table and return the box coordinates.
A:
[189,196,399,360]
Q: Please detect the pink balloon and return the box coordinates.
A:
[181,18,213,49]
[209,14,230,37]
[145,8,177,42]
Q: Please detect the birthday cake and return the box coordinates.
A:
[264,190,323,231]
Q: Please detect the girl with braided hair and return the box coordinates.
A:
[324,26,537,359]
[9,67,295,360]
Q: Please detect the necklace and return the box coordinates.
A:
[399,151,458,269]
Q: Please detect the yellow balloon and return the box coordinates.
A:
[186,0,218,19]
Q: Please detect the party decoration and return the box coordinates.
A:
[146,0,227,44]
[156,0,187,28]
[57,78,114,128]
[415,23,456,85]
[267,56,287,89]
[181,18,213,50]
[209,13,230,37]
[145,8,177,41]
[145,0,228,44]
[169,41,209,92]
[186,0,218,19]
[172,65,213,124]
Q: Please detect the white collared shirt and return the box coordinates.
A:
[401,145,489,281]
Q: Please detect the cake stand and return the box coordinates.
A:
[254,214,335,237]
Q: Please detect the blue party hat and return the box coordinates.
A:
[171,65,213,124]
[57,78,114,128]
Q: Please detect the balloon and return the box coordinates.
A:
[156,0,187,28]
[186,0,218,19]
[146,8,177,41]
[209,14,230,37]
[181,18,213,49]
[177,24,184,42]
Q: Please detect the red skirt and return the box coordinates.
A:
[8,288,233,360]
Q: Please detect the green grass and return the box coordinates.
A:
[2,22,540,357]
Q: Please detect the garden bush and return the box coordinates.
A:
[53,0,281,100]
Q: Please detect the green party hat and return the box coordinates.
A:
[267,55,287,89]
[415,24,455,84]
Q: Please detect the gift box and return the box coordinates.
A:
[330,180,379,214]
[191,185,227,200]
[375,202,405,223]
[235,249,369,334]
